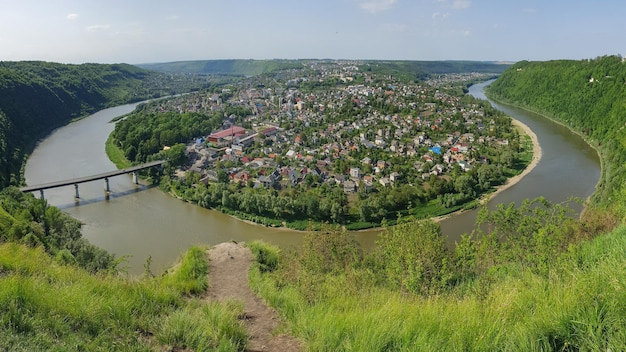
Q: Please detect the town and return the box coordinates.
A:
[113,61,526,229]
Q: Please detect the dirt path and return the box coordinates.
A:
[205,242,301,352]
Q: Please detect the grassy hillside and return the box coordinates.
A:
[249,207,626,351]
[486,55,626,202]
[0,243,245,351]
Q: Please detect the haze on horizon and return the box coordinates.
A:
[1,0,624,65]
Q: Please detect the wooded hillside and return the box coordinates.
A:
[486,55,626,202]
[0,61,200,188]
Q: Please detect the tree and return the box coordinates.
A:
[162,143,187,167]
[454,174,477,196]
[217,170,230,184]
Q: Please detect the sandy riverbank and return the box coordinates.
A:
[490,119,542,200]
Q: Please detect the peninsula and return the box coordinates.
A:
[110,61,533,230]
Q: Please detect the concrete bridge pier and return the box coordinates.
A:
[74,183,79,200]
[104,177,110,199]
[39,189,44,200]
[132,172,139,185]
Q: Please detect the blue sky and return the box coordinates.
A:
[1,0,624,64]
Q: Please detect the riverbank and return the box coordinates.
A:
[481,119,541,203]
[484,91,603,203]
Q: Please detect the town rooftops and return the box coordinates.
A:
[208,126,246,140]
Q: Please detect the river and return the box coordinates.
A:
[24,81,600,274]
[438,81,600,240]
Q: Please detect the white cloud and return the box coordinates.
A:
[359,0,397,14]
[66,13,78,20]
[86,24,111,31]
[452,0,471,9]
[432,12,450,20]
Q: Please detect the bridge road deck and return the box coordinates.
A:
[20,160,166,196]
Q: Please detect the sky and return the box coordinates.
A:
[1,0,624,64]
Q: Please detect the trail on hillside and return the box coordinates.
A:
[205,242,301,352]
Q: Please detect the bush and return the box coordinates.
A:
[375,219,452,295]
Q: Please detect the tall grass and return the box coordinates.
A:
[0,243,245,351]
[250,226,626,351]
[157,301,245,351]
[105,134,132,169]
[160,245,209,295]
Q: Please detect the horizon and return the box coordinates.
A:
[1,1,624,65]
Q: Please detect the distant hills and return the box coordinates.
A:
[138,59,511,78]
[138,59,303,76]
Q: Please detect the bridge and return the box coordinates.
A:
[21,160,167,200]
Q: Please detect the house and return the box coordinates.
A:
[379,177,391,187]
[333,174,346,186]
[288,169,299,185]
[258,175,274,188]
[343,180,357,193]
[233,171,250,184]
[362,179,374,192]
[390,172,401,183]
[270,169,282,183]
[260,127,278,137]
[349,167,361,179]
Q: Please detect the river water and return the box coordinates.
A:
[24,81,600,274]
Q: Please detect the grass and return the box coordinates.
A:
[0,243,246,351]
[248,241,280,273]
[160,246,209,295]
[249,226,626,351]
[105,134,132,169]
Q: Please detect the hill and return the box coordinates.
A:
[485,55,626,202]
[0,61,206,188]
[138,59,511,78]
[364,60,511,81]
[0,242,245,351]
[138,59,303,76]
